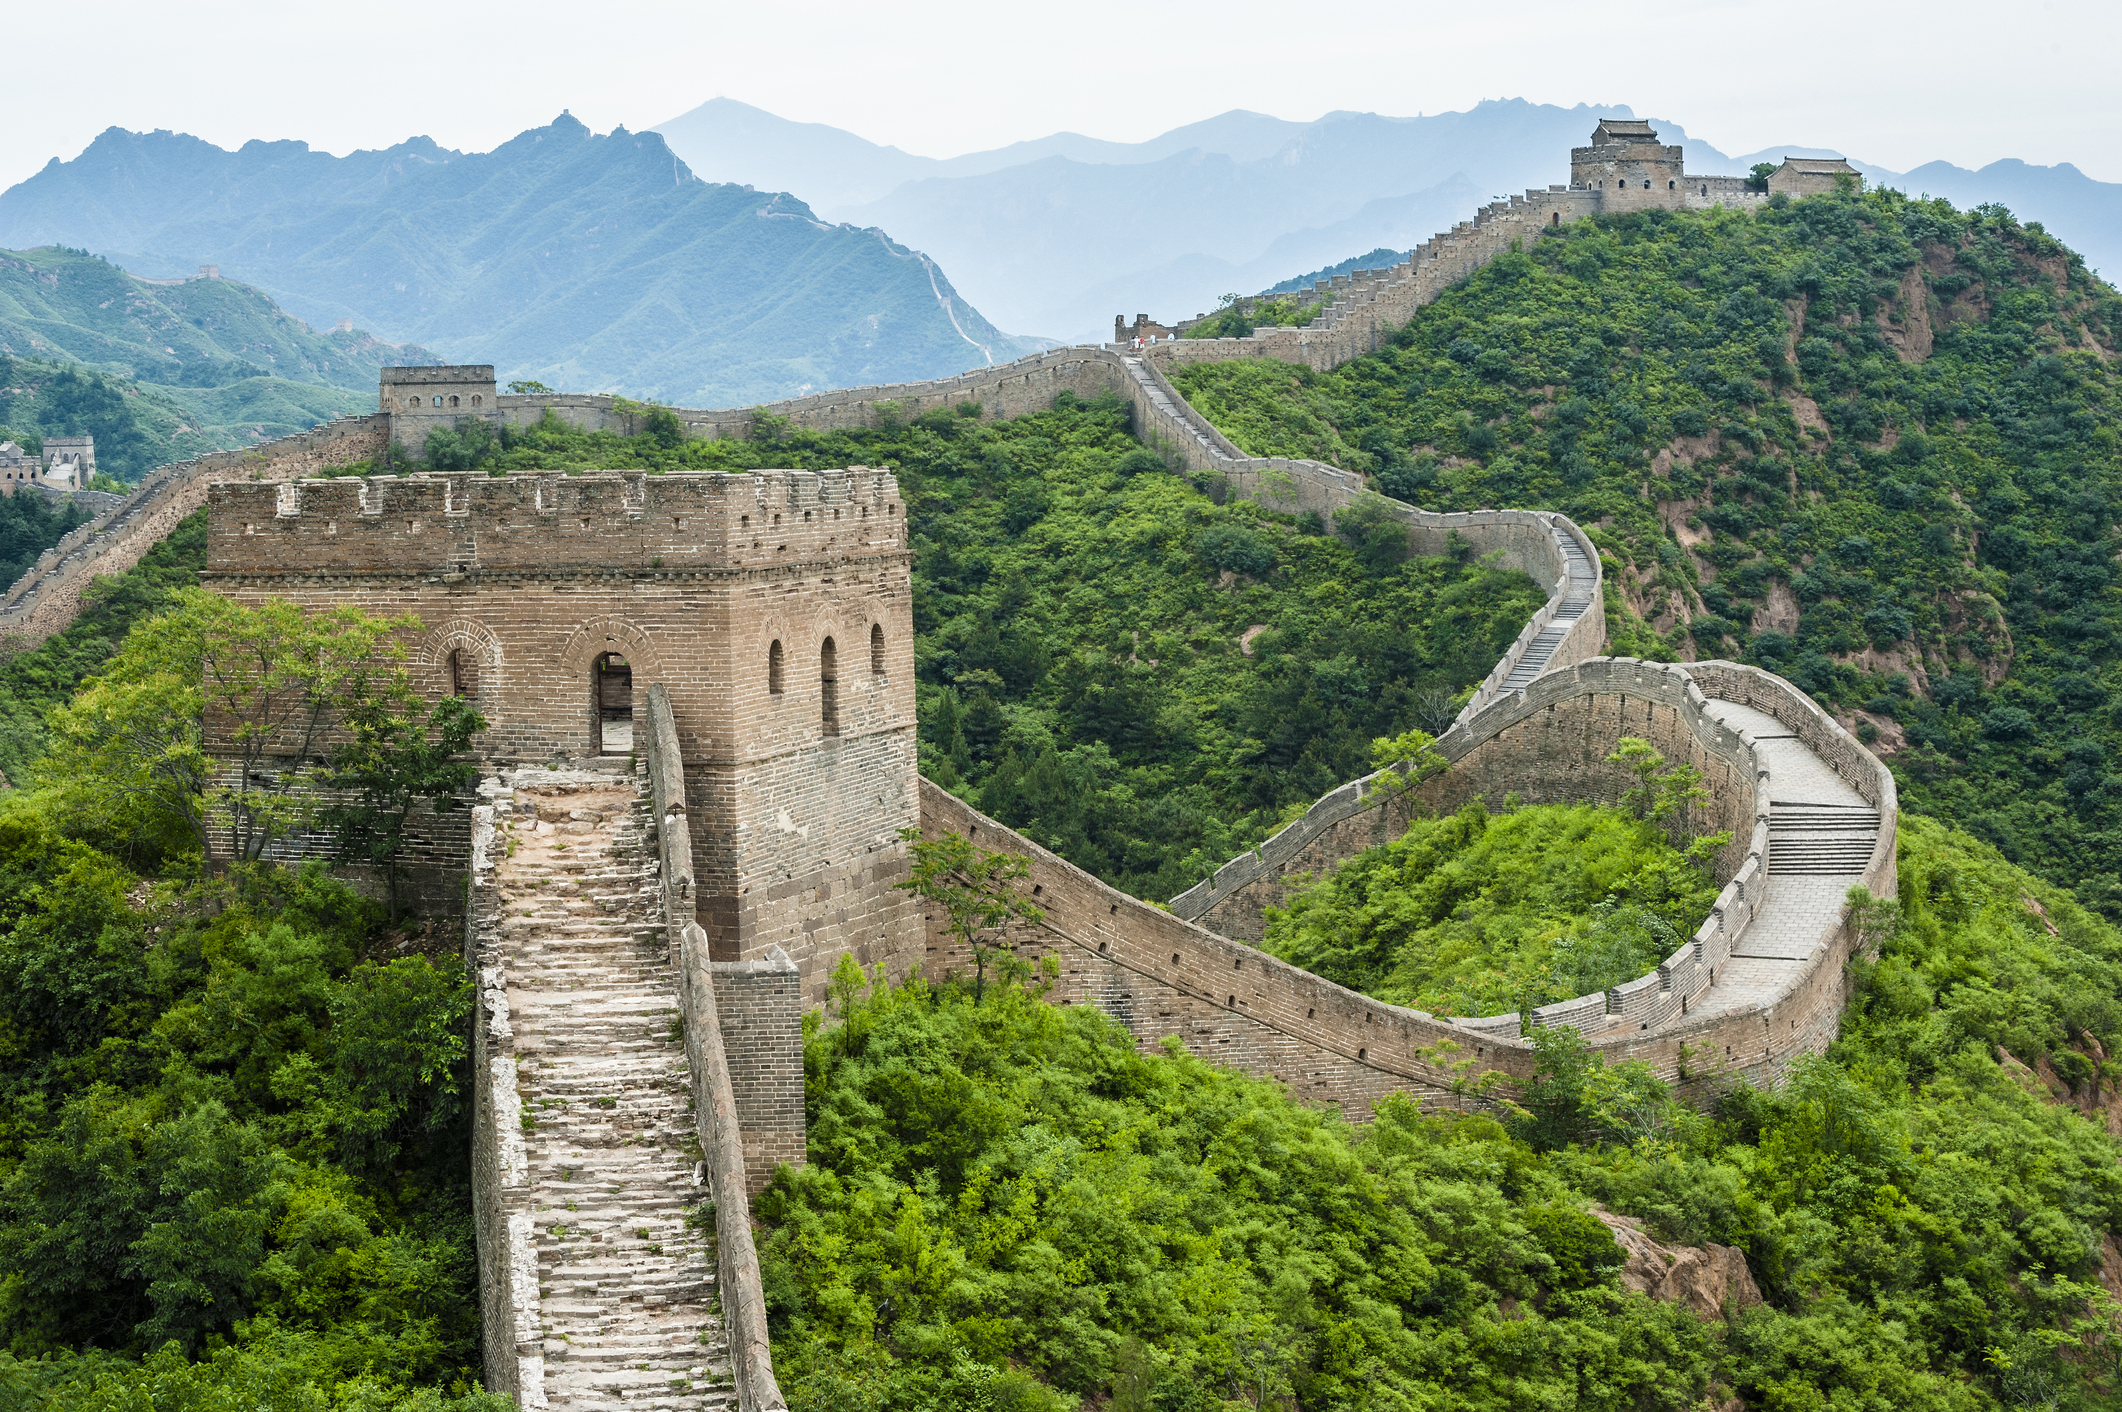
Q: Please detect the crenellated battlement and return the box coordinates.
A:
[205,468,906,580]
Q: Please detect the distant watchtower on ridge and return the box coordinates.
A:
[1571,119,1687,207]
[380,365,499,455]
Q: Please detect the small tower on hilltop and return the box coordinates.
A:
[380,365,499,459]
[40,436,94,490]
[1769,156,1864,198]
[1571,118,1687,208]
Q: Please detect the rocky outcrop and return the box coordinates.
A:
[1594,1209,1762,1322]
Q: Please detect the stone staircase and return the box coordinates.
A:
[1122,356,1230,461]
[491,766,735,1412]
[1500,534,1598,692]
[1768,802,1882,875]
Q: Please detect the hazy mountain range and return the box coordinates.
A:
[0,115,1044,407]
[4,98,2114,409]
[658,97,2122,342]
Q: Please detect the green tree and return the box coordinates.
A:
[420,420,497,471]
[319,681,485,918]
[894,828,1043,1003]
[43,590,415,865]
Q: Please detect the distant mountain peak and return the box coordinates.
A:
[0,117,1044,405]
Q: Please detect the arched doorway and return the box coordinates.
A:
[594,651,633,754]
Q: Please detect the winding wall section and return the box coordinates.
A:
[0,178,1901,1408]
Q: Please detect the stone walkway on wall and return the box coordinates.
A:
[1123,357,1228,460]
[490,768,735,1411]
[1687,698,1879,1024]
[1498,533,1597,693]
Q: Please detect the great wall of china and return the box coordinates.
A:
[0,124,1892,1411]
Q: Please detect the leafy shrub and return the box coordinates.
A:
[1192,524,1276,578]
[419,420,496,471]
[1261,799,1719,1014]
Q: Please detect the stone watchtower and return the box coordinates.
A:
[1571,118,1686,208]
[381,365,500,458]
[200,468,926,1001]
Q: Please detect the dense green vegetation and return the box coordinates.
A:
[1183,294,1323,340]
[0,245,438,480]
[7,184,2122,1412]
[0,810,496,1408]
[764,817,2122,1412]
[1170,192,2122,915]
[0,508,207,785]
[1261,796,1721,1018]
[0,585,507,1408]
[331,396,1543,900]
[0,246,424,401]
[0,349,355,485]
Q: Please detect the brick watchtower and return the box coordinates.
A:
[381,365,500,457]
[1571,118,1686,208]
[201,468,926,1001]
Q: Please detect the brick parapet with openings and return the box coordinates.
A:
[922,652,1895,1108]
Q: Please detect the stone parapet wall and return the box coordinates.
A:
[918,778,1512,1115]
[0,413,389,651]
[928,653,1892,1107]
[644,684,790,1411]
[206,466,907,579]
[464,783,540,1407]
[1175,659,1765,953]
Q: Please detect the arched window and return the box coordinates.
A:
[870,623,885,675]
[1550,211,1559,226]
[471,395,482,407]
[768,639,784,694]
[447,646,479,700]
[433,395,443,408]
[449,395,460,407]
[820,637,839,737]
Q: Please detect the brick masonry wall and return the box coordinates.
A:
[1188,662,1761,946]
[915,656,1893,1112]
[200,472,926,987]
[711,955,806,1188]
[0,414,388,651]
[918,778,1510,1120]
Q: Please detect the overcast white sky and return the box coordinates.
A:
[5,0,2117,191]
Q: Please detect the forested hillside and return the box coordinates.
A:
[6,187,2122,1412]
[0,246,428,399]
[0,248,440,481]
[1172,190,2122,914]
[765,816,2122,1411]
